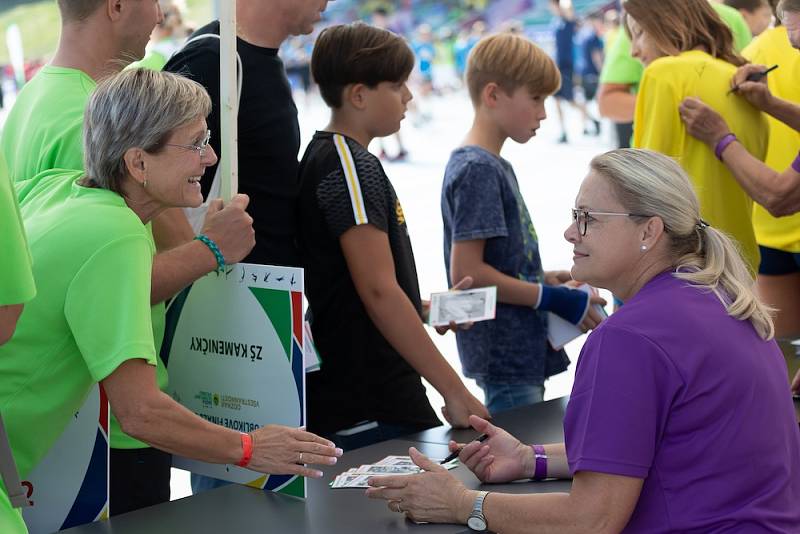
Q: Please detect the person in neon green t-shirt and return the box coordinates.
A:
[0,152,35,534]
[0,69,341,530]
[0,153,34,343]
[598,0,752,147]
[0,0,256,516]
[627,0,767,274]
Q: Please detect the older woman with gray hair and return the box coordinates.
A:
[366,149,800,533]
[0,68,341,530]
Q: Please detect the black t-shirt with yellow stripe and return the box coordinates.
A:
[297,131,439,436]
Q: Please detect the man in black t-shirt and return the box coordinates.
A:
[299,23,488,450]
[165,0,331,267]
[163,0,333,494]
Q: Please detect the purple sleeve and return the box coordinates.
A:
[564,324,683,478]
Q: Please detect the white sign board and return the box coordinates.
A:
[163,263,306,498]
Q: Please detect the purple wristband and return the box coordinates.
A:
[531,444,547,481]
[792,152,800,174]
[714,133,737,161]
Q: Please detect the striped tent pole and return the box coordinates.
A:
[219,0,238,202]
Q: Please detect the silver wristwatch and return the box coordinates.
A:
[467,490,489,531]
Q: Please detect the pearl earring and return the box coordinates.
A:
[641,245,647,251]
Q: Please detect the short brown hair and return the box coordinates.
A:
[57,0,105,23]
[465,33,561,107]
[311,22,414,109]
[623,0,747,67]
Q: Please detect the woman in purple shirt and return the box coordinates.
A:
[365,149,800,532]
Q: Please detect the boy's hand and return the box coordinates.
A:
[422,277,476,335]
[441,389,489,428]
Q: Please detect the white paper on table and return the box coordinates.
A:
[428,286,497,327]
[547,284,606,350]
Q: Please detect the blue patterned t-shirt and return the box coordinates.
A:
[441,145,569,384]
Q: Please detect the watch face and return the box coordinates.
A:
[467,515,487,531]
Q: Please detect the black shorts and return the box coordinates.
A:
[758,245,800,275]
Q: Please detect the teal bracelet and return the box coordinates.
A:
[195,234,225,273]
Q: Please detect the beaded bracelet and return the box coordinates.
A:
[195,234,225,273]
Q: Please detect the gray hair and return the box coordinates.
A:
[83,68,211,194]
[591,149,775,340]
[778,0,800,17]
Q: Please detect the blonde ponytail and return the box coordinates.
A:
[591,149,775,340]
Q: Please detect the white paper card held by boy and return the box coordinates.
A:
[547,283,607,350]
[428,286,497,327]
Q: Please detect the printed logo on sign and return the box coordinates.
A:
[213,393,220,407]
[194,391,213,409]
[220,394,260,411]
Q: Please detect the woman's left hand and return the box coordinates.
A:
[365,447,474,524]
[679,97,731,147]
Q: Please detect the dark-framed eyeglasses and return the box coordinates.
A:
[165,129,212,157]
[571,208,653,236]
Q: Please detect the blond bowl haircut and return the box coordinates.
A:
[591,149,775,340]
[465,32,561,107]
[83,68,212,194]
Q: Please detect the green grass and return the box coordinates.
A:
[0,0,214,65]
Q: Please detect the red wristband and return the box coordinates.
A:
[237,432,253,467]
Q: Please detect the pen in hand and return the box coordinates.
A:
[440,433,489,464]
[727,64,778,95]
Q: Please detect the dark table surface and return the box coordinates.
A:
[61,399,571,534]
[58,396,800,533]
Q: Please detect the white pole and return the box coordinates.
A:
[219,0,238,202]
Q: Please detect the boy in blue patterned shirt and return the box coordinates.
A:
[442,33,606,414]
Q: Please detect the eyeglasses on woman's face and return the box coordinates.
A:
[571,208,652,236]
[165,129,212,158]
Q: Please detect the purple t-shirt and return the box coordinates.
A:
[564,272,800,532]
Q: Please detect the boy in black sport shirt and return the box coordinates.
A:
[298,23,488,447]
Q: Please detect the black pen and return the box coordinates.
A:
[727,64,779,95]
[439,433,489,464]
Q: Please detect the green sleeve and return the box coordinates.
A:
[0,157,35,305]
[599,30,643,88]
[65,234,156,382]
[712,2,753,52]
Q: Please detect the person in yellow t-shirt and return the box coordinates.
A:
[626,0,768,274]
[679,0,800,394]
[741,19,800,339]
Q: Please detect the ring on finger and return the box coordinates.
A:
[298,452,304,464]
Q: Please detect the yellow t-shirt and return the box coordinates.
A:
[633,50,768,274]
[743,27,800,253]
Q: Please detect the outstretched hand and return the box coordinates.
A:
[449,415,532,483]
[366,447,472,524]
